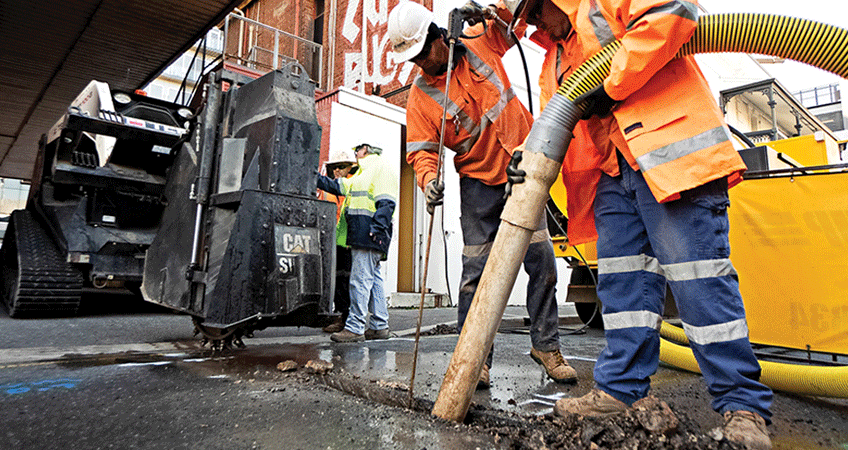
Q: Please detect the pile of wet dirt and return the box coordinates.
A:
[301,365,745,450]
[464,404,744,450]
[420,324,458,336]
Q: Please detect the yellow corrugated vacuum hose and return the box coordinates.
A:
[660,323,848,398]
[433,14,848,421]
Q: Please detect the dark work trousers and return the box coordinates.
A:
[457,177,560,368]
[593,151,772,421]
[334,245,352,322]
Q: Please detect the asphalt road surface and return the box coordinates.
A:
[1,293,847,449]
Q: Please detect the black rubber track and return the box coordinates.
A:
[1,210,83,317]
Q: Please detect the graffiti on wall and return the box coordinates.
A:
[341,0,421,91]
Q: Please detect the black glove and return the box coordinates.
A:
[504,150,525,198]
[425,179,445,215]
[457,0,488,25]
[577,85,618,120]
[369,232,384,248]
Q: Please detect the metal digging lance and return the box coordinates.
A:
[407,7,470,407]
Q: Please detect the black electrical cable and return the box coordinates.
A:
[510,30,534,116]
[442,219,453,306]
[728,124,757,148]
[544,202,600,335]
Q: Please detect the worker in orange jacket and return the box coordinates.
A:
[508,0,773,448]
[387,0,577,388]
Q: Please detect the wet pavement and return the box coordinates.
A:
[1,300,847,449]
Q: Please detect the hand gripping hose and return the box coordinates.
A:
[432,14,848,422]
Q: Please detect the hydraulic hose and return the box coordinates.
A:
[433,14,848,421]
[660,323,848,398]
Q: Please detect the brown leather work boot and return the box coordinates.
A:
[322,317,345,333]
[530,348,578,384]
[554,388,629,418]
[722,410,772,450]
[364,328,390,340]
[477,364,490,390]
[330,329,364,343]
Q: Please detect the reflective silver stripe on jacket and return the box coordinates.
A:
[588,0,697,45]
[588,0,615,46]
[465,50,515,127]
[682,318,749,346]
[348,190,373,200]
[407,141,440,153]
[374,193,397,203]
[598,254,737,281]
[346,208,375,218]
[627,0,698,30]
[413,75,478,154]
[603,310,663,331]
[412,47,516,155]
[636,126,732,172]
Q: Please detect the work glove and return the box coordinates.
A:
[576,85,618,120]
[504,150,525,199]
[369,232,384,248]
[457,0,489,26]
[425,179,445,215]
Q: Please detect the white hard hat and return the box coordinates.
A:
[387,2,434,63]
[326,148,357,165]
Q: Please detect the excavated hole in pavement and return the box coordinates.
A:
[289,364,746,450]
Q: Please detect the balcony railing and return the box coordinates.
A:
[794,84,841,109]
[223,13,324,90]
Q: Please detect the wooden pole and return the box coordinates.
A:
[431,151,561,422]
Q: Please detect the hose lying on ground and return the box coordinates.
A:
[660,322,848,398]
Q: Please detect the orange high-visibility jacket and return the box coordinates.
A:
[405,3,533,189]
[529,30,616,245]
[556,0,746,203]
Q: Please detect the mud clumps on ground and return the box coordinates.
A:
[302,367,745,450]
[276,360,298,372]
[465,404,745,450]
[421,324,458,336]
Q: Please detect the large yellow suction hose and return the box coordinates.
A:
[660,323,848,398]
[557,13,848,101]
[433,14,848,422]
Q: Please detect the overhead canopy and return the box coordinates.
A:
[0,0,243,180]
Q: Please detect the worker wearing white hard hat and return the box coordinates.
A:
[387,0,578,389]
[317,143,398,343]
[318,147,360,334]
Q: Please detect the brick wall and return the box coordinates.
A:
[329,0,431,108]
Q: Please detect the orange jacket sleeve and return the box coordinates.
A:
[405,90,441,188]
[603,0,699,101]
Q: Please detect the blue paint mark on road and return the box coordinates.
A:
[1,378,82,395]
